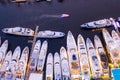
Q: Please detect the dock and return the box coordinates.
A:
[25,25,39,80]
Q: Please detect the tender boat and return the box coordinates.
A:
[80,19,112,28]
[67,31,81,79]
[94,35,109,76]
[60,47,70,80]
[30,40,41,71]
[111,30,120,48]
[0,40,8,68]
[2,27,34,37]
[46,53,53,80]
[5,46,21,80]
[54,52,62,80]
[77,34,91,80]
[0,51,12,78]
[37,40,48,72]
[37,30,65,38]
[102,29,120,65]
[16,47,29,80]
[86,38,102,79]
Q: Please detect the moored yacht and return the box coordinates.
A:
[54,52,62,80]
[77,34,91,80]
[30,40,41,71]
[94,35,109,76]
[37,30,65,38]
[80,19,112,28]
[60,47,70,80]
[5,46,21,80]
[37,40,48,72]
[2,27,34,37]
[111,30,120,48]
[46,53,53,80]
[0,40,8,68]
[86,38,102,79]
[102,29,120,66]
[67,31,81,79]
[0,51,12,78]
[16,47,29,80]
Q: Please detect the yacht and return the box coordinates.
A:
[30,40,41,71]
[94,35,109,76]
[46,53,53,80]
[37,30,65,38]
[86,38,102,79]
[2,27,34,37]
[37,41,48,72]
[77,34,91,80]
[60,47,70,80]
[67,31,81,80]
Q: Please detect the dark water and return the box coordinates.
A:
[0,0,120,79]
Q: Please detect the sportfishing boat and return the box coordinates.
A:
[80,19,112,28]
[102,29,120,65]
[5,46,21,80]
[2,27,34,37]
[0,40,8,68]
[37,41,48,72]
[46,53,53,80]
[86,38,102,79]
[111,30,120,48]
[37,30,65,38]
[60,47,70,80]
[0,51,12,78]
[94,35,109,76]
[30,40,41,71]
[77,34,91,80]
[54,52,62,80]
[67,31,81,79]
[16,47,29,80]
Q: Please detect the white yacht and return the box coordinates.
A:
[77,34,91,80]
[67,31,81,80]
[54,52,62,80]
[2,27,34,37]
[86,38,102,79]
[30,40,41,71]
[37,30,65,38]
[46,53,53,80]
[0,51,12,78]
[0,40,8,68]
[102,29,120,65]
[37,41,48,72]
[60,47,70,80]
[5,46,21,80]
[16,47,29,80]
[94,35,109,76]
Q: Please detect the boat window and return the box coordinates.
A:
[72,55,77,60]
[55,62,60,64]
[12,59,17,62]
[80,47,85,49]
[89,47,93,49]
[81,53,86,55]
[98,47,102,49]
[101,54,107,62]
